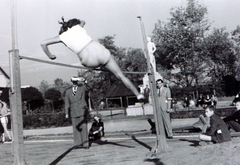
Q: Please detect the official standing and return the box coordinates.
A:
[144,85,150,104]
[156,79,173,139]
[65,76,91,149]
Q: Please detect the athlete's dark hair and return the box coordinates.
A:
[58,17,81,35]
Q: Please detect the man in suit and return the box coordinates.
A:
[156,79,173,139]
[144,85,150,104]
[199,105,231,145]
[65,76,92,149]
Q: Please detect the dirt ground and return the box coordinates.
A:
[0,133,240,165]
[1,110,240,165]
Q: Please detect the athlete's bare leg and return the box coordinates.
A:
[104,56,144,100]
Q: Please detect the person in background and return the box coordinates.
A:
[204,94,212,107]
[199,106,231,146]
[183,95,189,108]
[144,85,150,104]
[189,95,195,108]
[0,101,12,143]
[223,97,240,132]
[231,91,240,106]
[211,94,218,108]
[89,116,104,141]
[196,94,204,107]
[0,116,4,143]
[99,101,105,110]
[65,76,91,149]
[156,78,173,139]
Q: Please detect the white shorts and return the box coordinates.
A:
[1,117,7,124]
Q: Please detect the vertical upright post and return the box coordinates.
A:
[10,0,26,164]
[9,50,26,165]
[137,16,170,154]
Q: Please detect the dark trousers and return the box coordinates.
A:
[72,116,89,147]
[225,121,240,132]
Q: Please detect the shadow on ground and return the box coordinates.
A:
[49,146,75,165]
[89,139,135,148]
[179,138,200,147]
[144,158,165,165]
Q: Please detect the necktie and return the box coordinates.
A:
[73,86,77,95]
[158,88,161,96]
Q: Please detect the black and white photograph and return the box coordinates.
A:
[0,0,240,164]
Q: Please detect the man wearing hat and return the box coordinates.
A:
[65,76,92,149]
[223,97,240,132]
[156,78,173,139]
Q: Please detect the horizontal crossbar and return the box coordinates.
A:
[19,55,147,74]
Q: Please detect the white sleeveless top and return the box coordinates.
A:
[59,25,92,54]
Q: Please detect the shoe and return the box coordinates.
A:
[167,136,173,139]
[8,139,12,142]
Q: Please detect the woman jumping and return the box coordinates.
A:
[41,17,144,100]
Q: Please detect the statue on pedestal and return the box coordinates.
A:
[147,37,157,73]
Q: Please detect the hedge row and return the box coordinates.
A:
[171,107,236,119]
[22,113,72,129]
[18,107,237,129]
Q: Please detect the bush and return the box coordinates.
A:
[23,113,71,129]
[171,107,236,119]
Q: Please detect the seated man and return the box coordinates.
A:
[199,106,231,146]
[89,116,104,140]
[223,97,240,132]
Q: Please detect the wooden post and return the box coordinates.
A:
[120,97,123,107]
[9,0,27,164]
[137,16,171,154]
[9,50,27,165]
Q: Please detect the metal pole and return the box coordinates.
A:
[10,0,27,164]
[137,16,170,154]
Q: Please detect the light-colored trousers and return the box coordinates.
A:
[156,110,173,137]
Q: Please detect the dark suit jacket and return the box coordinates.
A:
[206,114,231,143]
[223,110,240,124]
[65,84,90,118]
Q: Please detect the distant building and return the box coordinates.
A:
[105,82,141,108]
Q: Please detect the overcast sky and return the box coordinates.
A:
[0,0,239,87]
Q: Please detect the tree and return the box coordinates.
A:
[231,25,240,81]
[21,87,44,110]
[152,0,211,87]
[53,78,71,98]
[54,78,63,91]
[203,28,235,89]
[117,47,147,81]
[44,88,63,111]
[39,80,50,96]
[231,25,240,54]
